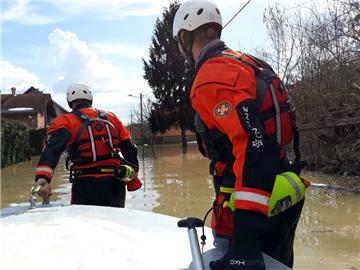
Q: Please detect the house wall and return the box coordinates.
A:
[37,113,45,129]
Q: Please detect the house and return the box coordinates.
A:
[153,126,196,144]
[1,87,68,129]
[126,123,196,145]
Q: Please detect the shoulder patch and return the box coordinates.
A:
[213,101,232,118]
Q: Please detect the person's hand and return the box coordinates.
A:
[35,178,52,204]
[210,210,266,270]
[118,165,137,181]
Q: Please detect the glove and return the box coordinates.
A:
[118,165,137,181]
[126,177,142,191]
[210,210,266,270]
[34,178,52,204]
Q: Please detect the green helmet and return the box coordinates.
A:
[268,171,306,217]
[227,171,305,217]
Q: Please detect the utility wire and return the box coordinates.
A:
[223,0,252,29]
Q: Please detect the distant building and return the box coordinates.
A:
[154,126,196,144]
[126,123,196,145]
[1,86,68,129]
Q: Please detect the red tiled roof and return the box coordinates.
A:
[1,87,68,116]
[1,94,51,114]
[1,94,13,104]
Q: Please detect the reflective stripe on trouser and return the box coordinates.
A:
[234,191,269,206]
[233,191,270,215]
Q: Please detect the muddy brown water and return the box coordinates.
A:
[1,143,359,269]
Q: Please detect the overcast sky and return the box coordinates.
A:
[1,0,322,124]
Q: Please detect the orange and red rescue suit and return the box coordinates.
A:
[35,106,141,191]
[192,42,295,237]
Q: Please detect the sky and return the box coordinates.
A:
[1,0,320,124]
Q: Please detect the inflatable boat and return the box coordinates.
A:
[0,204,290,270]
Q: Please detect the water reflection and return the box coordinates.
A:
[295,187,360,270]
[125,147,161,212]
[1,143,359,270]
[148,144,214,219]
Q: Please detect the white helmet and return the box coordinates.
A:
[66,83,93,106]
[173,0,222,39]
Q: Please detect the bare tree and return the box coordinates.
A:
[130,98,154,145]
[262,3,305,85]
[263,0,360,175]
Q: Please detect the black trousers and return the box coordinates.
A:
[213,199,304,268]
[71,176,126,208]
[261,198,305,268]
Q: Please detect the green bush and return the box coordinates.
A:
[1,119,30,167]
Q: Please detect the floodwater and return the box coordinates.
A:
[1,143,359,270]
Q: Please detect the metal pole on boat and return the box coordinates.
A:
[188,228,205,270]
[178,217,205,270]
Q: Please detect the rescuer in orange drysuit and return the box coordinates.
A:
[34,83,142,207]
[173,1,306,269]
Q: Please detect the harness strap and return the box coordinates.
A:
[70,155,118,165]
[71,166,117,177]
[261,103,290,121]
[269,83,282,144]
[97,109,115,154]
[243,53,275,72]
[72,109,91,143]
[97,109,108,120]
[87,125,96,162]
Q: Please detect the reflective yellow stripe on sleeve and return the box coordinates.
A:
[220,186,235,193]
[100,168,116,173]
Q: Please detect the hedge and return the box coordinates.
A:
[1,119,30,167]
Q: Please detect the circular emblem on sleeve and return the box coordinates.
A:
[213,101,232,118]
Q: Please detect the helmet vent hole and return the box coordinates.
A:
[83,90,87,94]
[197,8,203,15]
[184,14,189,20]
[72,91,75,95]
[216,8,220,15]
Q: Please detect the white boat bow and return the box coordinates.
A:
[0,205,289,270]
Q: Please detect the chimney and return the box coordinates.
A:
[11,87,16,96]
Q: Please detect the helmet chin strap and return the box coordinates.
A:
[177,31,195,65]
[69,100,92,111]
